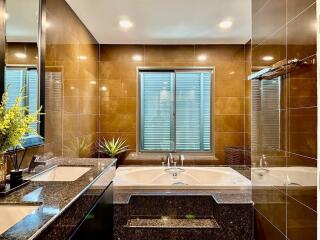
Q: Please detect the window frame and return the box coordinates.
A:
[137,66,215,154]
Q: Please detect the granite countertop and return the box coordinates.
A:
[0,157,116,240]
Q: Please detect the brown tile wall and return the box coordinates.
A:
[44,0,99,157]
[251,0,317,239]
[98,44,247,164]
[5,42,38,65]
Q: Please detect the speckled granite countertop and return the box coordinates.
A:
[0,157,116,240]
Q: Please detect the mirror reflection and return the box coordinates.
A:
[4,0,41,146]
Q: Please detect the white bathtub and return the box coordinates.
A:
[113,166,251,190]
[251,167,317,187]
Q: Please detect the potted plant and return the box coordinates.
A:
[0,91,40,188]
[98,137,129,166]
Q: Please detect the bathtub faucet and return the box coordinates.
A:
[166,153,176,167]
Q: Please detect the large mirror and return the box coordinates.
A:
[2,0,43,147]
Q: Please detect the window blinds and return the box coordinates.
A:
[140,70,211,152]
[5,67,39,134]
[5,68,24,108]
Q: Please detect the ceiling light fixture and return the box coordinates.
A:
[219,20,233,29]
[132,54,142,61]
[79,55,88,60]
[4,12,9,20]
[90,80,97,85]
[15,52,27,59]
[197,54,207,61]
[101,86,107,91]
[262,55,274,61]
[119,19,133,30]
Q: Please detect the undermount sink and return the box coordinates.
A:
[31,166,91,182]
[0,204,39,234]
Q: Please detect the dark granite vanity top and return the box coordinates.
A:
[0,157,116,240]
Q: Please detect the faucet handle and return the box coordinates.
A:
[179,155,184,166]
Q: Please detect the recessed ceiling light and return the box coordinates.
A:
[4,12,9,20]
[101,86,107,91]
[132,54,142,61]
[197,54,207,61]
[219,20,233,29]
[262,55,274,61]
[119,19,133,30]
[90,80,97,85]
[15,52,27,59]
[229,71,235,75]
[79,55,88,60]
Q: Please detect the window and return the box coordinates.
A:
[139,69,212,152]
[5,67,39,135]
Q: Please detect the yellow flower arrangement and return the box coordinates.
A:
[0,91,40,158]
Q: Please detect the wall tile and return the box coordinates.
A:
[254,209,287,240]
[253,188,287,233]
[99,45,246,163]
[215,97,244,115]
[252,0,286,46]
[288,56,317,108]
[287,0,316,23]
[215,115,244,132]
[287,196,317,240]
[287,3,317,60]
[288,107,317,158]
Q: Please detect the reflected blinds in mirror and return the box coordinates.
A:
[5,67,39,133]
[251,78,281,152]
[5,68,24,108]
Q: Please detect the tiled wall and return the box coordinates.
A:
[44,0,99,157]
[5,42,38,65]
[251,0,317,239]
[98,44,247,164]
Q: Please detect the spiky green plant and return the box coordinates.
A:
[0,91,40,158]
[63,136,93,158]
[99,137,129,158]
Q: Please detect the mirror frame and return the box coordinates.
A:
[0,0,46,147]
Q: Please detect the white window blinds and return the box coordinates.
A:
[140,70,212,152]
[5,67,39,134]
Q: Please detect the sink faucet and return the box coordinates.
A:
[28,155,47,172]
[259,154,267,168]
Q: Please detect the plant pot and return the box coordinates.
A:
[10,169,23,187]
[0,153,7,190]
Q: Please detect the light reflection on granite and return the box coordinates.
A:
[126,218,220,229]
[0,158,116,240]
[114,189,252,205]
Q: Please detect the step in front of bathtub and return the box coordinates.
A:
[124,217,220,229]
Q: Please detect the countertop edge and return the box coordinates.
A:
[28,158,117,240]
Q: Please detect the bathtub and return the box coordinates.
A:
[251,167,316,187]
[113,166,251,190]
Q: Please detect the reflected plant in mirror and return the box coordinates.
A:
[63,136,93,158]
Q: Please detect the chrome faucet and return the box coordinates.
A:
[28,155,47,172]
[259,154,267,168]
[166,153,175,167]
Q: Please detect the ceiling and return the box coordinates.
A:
[6,0,39,42]
[66,0,251,44]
